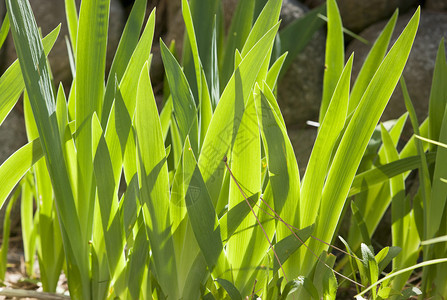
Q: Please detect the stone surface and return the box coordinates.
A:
[303,0,419,33]
[3,0,125,89]
[426,0,447,10]
[347,10,447,138]
[277,0,326,127]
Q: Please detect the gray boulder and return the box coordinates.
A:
[426,0,447,10]
[303,0,419,33]
[347,10,447,137]
[277,0,326,127]
[3,0,125,89]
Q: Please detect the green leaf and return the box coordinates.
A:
[349,153,436,197]
[7,0,89,297]
[0,12,10,50]
[355,258,447,298]
[428,38,447,144]
[75,0,111,241]
[349,10,398,114]
[254,86,300,279]
[102,0,148,126]
[220,0,255,85]
[135,62,178,298]
[241,0,281,57]
[183,137,224,272]
[319,0,344,123]
[272,225,314,273]
[91,113,126,286]
[426,39,447,240]
[20,173,37,277]
[300,55,352,229]
[350,200,371,246]
[281,276,319,300]
[303,8,420,274]
[0,26,59,127]
[0,188,19,280]
[216,278,243,300]
[64,0,78,55]
[198,22,279,203]
[160,40,199,155]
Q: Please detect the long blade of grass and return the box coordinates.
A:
[355,258,447,298]
[254,86,300,279]
[6,0,89,297]
[198,23,279,203]
[0,26,59,126]
[319,0,344,123]
[426,40,447,240]
[303,8,420,274]
[160,40,199,155]
[75,0,111,241]
[300,55,352,228]
[220,0,255,86]
[0,12,10,49]
[349,10,398,114]
[64,0,78,55]
[102,0,148,126]
[135,62,179,298]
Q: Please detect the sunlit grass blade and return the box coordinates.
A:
[181,0,220,101]
[119,10,155,182]
[0,26,59,126]
[300,55,352,229]
[226,92,263,293]
[428,38,447,144]
[241,0,281,56]
[102,0,148,126]
[380,123,414,290]
[426,40,447,240]
[254,86,300,279]
[303,8,420,274]
[64,0,78,55]
[20,173,36,277]
[183,137,225,275]
[91,113,127,296]
[349,10,398,114]
[266,52,287,91]
[220,0,255,86]
[181,0,203,105]
[75,0,111,242]
[319,0,344,123]
[198,22,279,203]
[24,89,65,292]
[0,12,9,49]
[160,40,199,155]
[0,188,19,281]
[355,258,447,298]
[135,62,179,298]
[6,0,89,297]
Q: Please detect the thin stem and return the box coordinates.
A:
[223,157,289,282]
[224,157,364,288]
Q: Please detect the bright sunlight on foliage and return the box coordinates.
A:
[0,0,446,299]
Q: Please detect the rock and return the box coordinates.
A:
[303,0,419,33]
[425,0,447,10]
[347,10,447,138]
[277,0,326,127]
[3,0,125,89]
